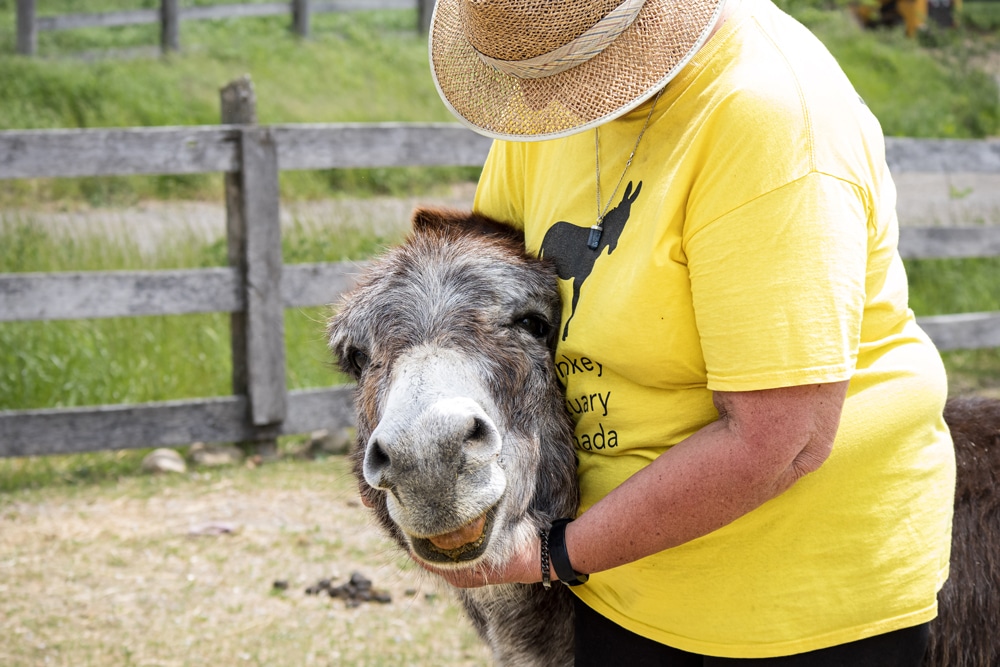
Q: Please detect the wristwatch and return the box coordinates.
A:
[548,518,589,586]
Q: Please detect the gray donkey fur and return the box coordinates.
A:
[328,207,1000,667]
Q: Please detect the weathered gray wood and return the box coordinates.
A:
[16,0,37,55]
[220,77,258,126]
[292,0,311,37]
[20,0,416,43]
[161,0,180,53]
[0,387,355,458]
[272,123,493,170]
[240,127,287,426]
[0,261,365,322]
[885,137,1000,174]
[12,125,998,181]
[221,76,256,434]
[282,261,368,308]
[0,127,239,179]
[0,124,490,180]
[898,226,1000,259]
[916,311,1000,351]
[0,268,241,322]
[312,0,414,11]
[417,0,434,33]
[182,3,288,21]
[36,9,158,32]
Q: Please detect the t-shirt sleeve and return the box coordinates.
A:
[472,139,526,230]
[685,171,870,392]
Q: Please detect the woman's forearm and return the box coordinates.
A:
[563,381,849,576]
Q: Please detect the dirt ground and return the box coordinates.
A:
[0,457,491,667]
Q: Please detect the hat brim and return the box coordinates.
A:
[430,0,726,142]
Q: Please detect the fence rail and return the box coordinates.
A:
[0,81,998,458]
[14,0,432,55]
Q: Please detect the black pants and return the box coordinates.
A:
[573,597,929,667]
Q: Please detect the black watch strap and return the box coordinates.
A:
[548,518,589,586]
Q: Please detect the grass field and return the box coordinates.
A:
[0,1,997,207]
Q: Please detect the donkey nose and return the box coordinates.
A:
[362,399,502,492]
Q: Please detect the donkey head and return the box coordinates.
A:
[327,208,577,571]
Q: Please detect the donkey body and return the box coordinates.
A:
[328,207,999,667]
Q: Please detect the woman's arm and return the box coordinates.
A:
[426,379,849,586]
[565,379,849,575]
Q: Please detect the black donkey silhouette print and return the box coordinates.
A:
[540,181,642,340]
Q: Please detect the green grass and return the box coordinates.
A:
[0,1,996,207]
[905,255,1000,397]
[0,3,480,204]
[962,1,1000,31]
[785,7,1000,138]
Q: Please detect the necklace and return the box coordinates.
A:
[588,88,664,250]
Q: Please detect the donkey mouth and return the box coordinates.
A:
[411,508,496,564]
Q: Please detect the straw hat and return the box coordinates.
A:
[430,0,726,141]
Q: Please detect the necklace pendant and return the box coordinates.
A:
[587,224,603,250]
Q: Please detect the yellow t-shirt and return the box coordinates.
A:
[473,0,955,658]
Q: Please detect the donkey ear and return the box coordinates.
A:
[625,180,641,201]
[411,207,524,245]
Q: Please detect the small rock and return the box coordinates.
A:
[306,428,354,457]
[189,442,245,467]
[188,521,239,537]
[272,580,289,591]
[141,448,187,474]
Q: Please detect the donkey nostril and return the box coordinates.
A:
[466,416,489,444]
[369,439,391,471]
[364,437,394,490]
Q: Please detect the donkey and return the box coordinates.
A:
[327,207,578,666]
[925,395,1000,667]
[328,207,1000,667]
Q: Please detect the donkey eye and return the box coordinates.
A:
[346,348,370,374]
[514,314,552,340]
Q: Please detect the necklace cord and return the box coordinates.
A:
[595,87,664,228]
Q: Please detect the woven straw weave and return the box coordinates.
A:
[430,0,724,141]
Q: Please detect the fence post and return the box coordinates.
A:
[16,0,37,56]
[417,0,434,34]
[220,76,287,458]
[292,0,311,38]
[161,0,180,53]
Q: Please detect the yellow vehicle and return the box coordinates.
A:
[853,0,962,36]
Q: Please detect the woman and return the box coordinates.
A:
[426,0,955,663]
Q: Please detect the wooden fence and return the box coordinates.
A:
[0,79,999,459]
[14,0,433,56]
